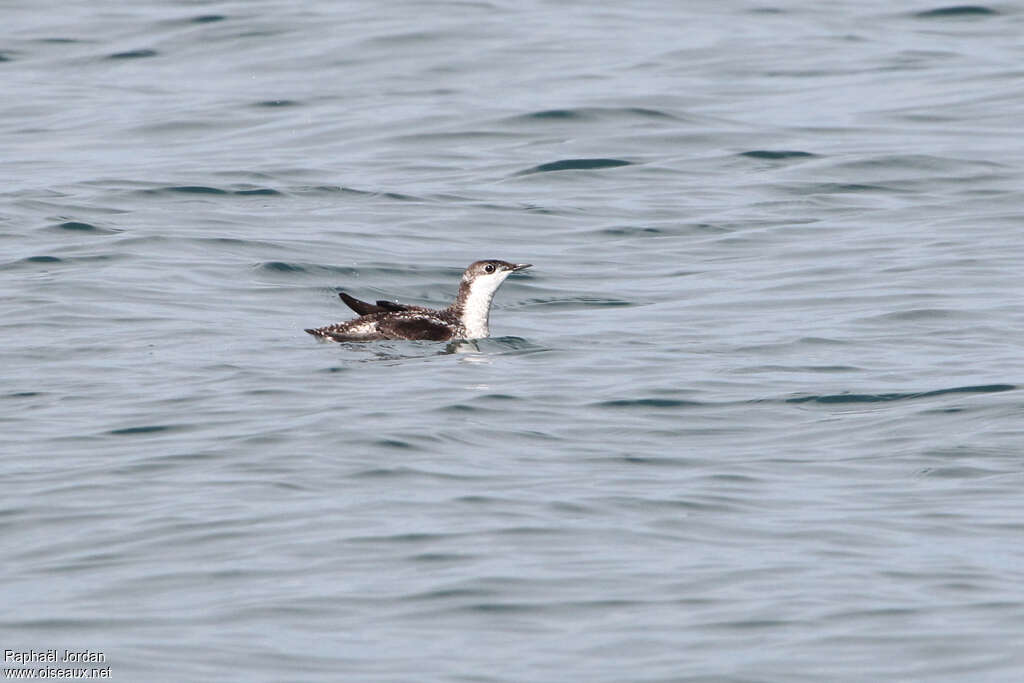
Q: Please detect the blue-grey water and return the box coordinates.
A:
[3,1,1024,681]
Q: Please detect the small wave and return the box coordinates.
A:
[738,364,861,374]
[914,5,997,18]
[296,186,423,201]
[523,296,633,308]
[361,30,453,46]
[259,261,306,273]
[159,14,227,26]
[799,337,849,346]
[351,531,456,544]
[596,398,705,408]
[786,384,1015,404]
[164,185,228,195]
[591,221,746,237]
[55,221,99,232]
[107,49,158,59]
[50,221,122,234]
[918,465,1000,479]
[461,603,539,615]
[188,237,278,249]
[830,153,1000,172]
[253,99,299,108]
[511,107,676,122]
[108,425,176,435]
[304,185,372,196]
[378,191,422,201]
[620,107,676,118]
[349,467,418,479]
[405,587,491,601]
[739,150,816,159]
[407,553,474,564]
[777,182,908,196]
[4,254,129,270]
[522,109,589,120]
[348,468,477,485]
[437,403,493,414]
[373,439,415,450]
[477,393,520,402]
[863,308,976,322]
[139,185,281,197]
[597,225,665,236]
[515,158,633,175]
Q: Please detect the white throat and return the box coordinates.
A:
[458,273,510,338]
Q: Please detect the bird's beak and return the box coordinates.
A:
[511,263,532,272]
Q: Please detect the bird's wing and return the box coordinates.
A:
[375,300,412,312]
[338,292,411,315]
[376,314,455,341]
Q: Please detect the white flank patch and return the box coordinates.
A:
[346,320,378,334]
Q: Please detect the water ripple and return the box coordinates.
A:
[786,384,1015,404]
[739,150,817,160]
[595,398,705,409]
[914,6,998,18]
[47,221,122,235]
[107,49,158,59]
[523,296,633,308]
[510,107,677,122]
[514,158,633,175]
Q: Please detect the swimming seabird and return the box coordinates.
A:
[305,260,531,342]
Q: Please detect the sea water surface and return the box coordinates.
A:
[3,1,1024,681]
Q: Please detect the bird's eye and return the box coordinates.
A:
[484,264,495,273]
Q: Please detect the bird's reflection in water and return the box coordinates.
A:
[446,339,480,354]
[326,336,540,365]
[329,338,487,363]
[448,339,493,364]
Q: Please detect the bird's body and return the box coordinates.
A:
[305,260,530,342]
